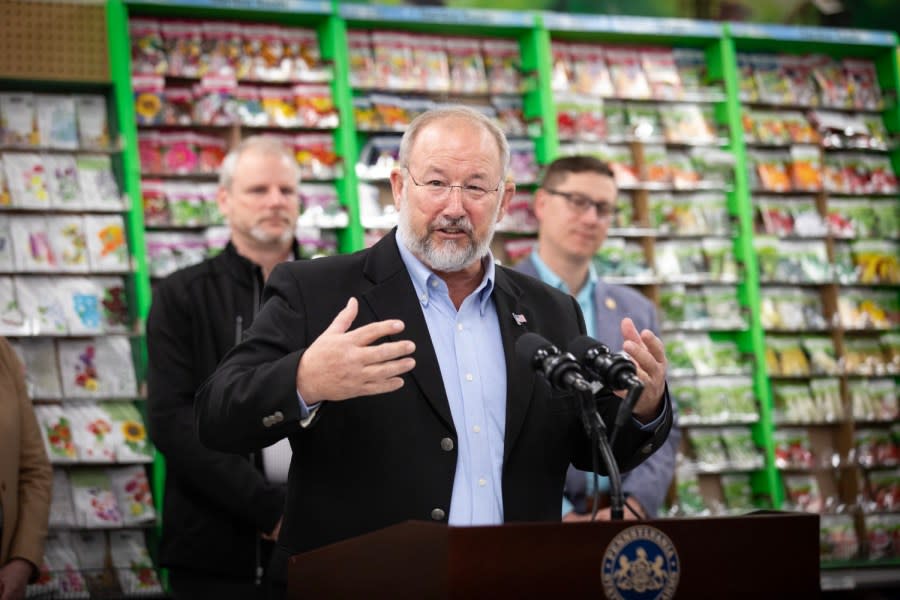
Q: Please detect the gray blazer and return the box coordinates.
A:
[515,254,680,517]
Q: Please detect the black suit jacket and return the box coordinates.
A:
[195,230,672,582]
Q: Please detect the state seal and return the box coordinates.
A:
[601,525,680,600]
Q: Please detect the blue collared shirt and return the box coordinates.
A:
[530,252,598,338]
[397,238,507,526]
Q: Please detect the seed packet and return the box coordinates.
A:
[856,427,898,468]
[668,152,700,189]
[347,30,375,88]
[36,405,77,463]
[843,336,890,376]
[0,215,14,271]
[883,333,900,374]
[57,336,137,399]
[409,34,450,93]
[129,17,167,75]
[85,215,129,272]
[35,95,78,150]
[4,152,51,207]
[568,43,612,97]
[47,216,89,273]
[856,377,897,421]
[843,58,883,111]
[756,197,794,236]
[372,30,413,90]
[820,515,859,561]
[44,154,82,208]
[446,36,487,95]
[659,103,715,144]
[690,148,734,187]
[672,464,710,516]
[751,151,791,192]
[109,530,163,595]
[259,86,297,127]
[673,48,706,94]
[592,238,651,280]
[783,111,819,145]
[298,183,345,229]
[852,240,900,285]
[721,473,755,513]
[162,19,203,78]
[167,182,206,227]
[789,145,822,192]
[58,277,103,334]
[772,382,814,423]
[871,201,900,239]
[0,93,39,146]
[288,27,329,83]
[689,429,729,471]
[555,95,604,142]
[16,277,67,334]
[865,514,900,560]
[70,468,123,527]
[140,179,168,227]
[782,54,819,107]
[773,428,815,469]
[754,54,793,105]
[704,286,745,330]
[492,95,527,138]
[0,277,27,335]
[508,139,539,184]
[839,289,899,331]
[93,277,129,333]
[811,54,851,109]
[10,216,55,272]
[550,41,573,93]
[49,469,77,527]
[642,145,670,183]
[606,47,651,99]
[109,466,155,525]
[192,74,237,125]
[810,378,843,422]
[721,427,764,470]
[783,474,824,512]
[626,104,661,141]
[641,47,682,101]
[736,54,758,102]
[294,83,338,129]
[9,337,62,398]
[199,183,223,226]
[71,402,116,462]
[768,336,810,376]
[77,154,122,209]
[73,94,110,149]
[867,469,900,513]
[201,21,241,78]
[802,336,840,375]
[104,402,153,462]
[43,532,89,597]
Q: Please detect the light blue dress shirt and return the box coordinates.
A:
[397,238,507,526]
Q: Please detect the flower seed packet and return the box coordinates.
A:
[72,402,116,462]
[3,152,51,207]
[16,276,68,334]
[36,405,77,463]
[70,468,123,527]
[48,215,89,272]
[49,469,77,527]
[43,532,89,598]
[11,216,56,271]
[0,276,27,335]
[59,277,104,335]
[109,530,163,595]
[57,336,137,399]
[104,401,152,462]
[0,93,38,146]
[35,94,78,149]
[85,215,129,272]
[110,466,155,525]
[74,94,110,149]
[9,337,62,398]
[94,276,129,333]
[76,154,122,209]
[45,154,83,208]
[0,215,13,270]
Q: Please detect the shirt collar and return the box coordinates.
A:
[530,249,598,296]
[396,234,496,315]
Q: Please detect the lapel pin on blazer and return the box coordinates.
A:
[605,297,617,310]
[512,312,527,326]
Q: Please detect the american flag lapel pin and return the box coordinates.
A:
[512,312,527,326]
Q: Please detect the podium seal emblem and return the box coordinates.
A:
[601,525,680,600]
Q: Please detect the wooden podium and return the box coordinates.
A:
[287,512,819,598]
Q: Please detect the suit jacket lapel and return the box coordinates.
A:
[493,268,534,462]
[359,231,455,432]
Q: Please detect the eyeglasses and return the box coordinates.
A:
[405,168,502,201]
[544,188,617,219]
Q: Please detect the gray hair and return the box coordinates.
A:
[397,105,510,180]
[219,135,299,189]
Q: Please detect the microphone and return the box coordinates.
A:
[515,332,592,393]
[569,335,645,446]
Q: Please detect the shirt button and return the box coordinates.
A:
[430,280,439,288]
[419,293,427,302]
[457,324,464,331]
[478,478,487,487]
[472,425,481,433]
[465,373,474,381]
[431,508,446,521]
[642,443,654,455]
[440,437,455,452]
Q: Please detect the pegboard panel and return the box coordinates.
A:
[0,0,109,83]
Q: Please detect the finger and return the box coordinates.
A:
[347,318,407,346]
[360,356,416,381]
[323,297,359,335]
[359,375,408,396]
[356,339,416,366]
[623,340,662,379]
[620,317,642,345]
[640,329,667,364]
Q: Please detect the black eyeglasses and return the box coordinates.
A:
[544,188,617,219]
[405,168,502,201]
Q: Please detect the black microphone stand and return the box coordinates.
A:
[576,386,625,521]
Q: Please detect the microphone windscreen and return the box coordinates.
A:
[515,332,554,367]
[568,335,602,362]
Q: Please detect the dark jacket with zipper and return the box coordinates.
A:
[146,241,296,578]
